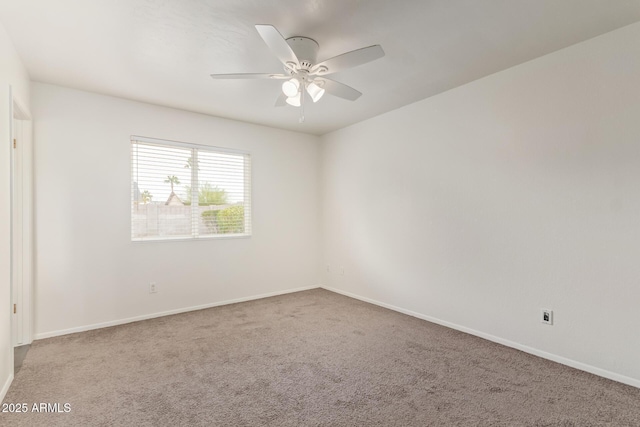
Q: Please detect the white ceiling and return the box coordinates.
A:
[2,1,640,135]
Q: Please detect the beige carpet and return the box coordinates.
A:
[2,289,639,426]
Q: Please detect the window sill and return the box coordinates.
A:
[132,233,251,243]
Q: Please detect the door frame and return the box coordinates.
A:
[9,86,33,347]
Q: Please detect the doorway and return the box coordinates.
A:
[10,91,33,349]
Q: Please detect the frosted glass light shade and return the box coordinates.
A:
[286,92,301,107]
[306,82,325,103]
[282,79,300,97]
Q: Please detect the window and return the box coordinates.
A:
[131,136,251,241]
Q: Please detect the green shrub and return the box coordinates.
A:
[201,210,219,233]
[217,205,244,234]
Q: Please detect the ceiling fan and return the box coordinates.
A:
[210,25,385,122]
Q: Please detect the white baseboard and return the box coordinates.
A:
[0,373,13,403]
[321,285,640,389]
[35,285,320,340]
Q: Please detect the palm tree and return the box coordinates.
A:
[140,190,152,204]
[164,175,180,193]
[184,156,199,170]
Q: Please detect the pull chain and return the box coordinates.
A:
[299,85,305,123]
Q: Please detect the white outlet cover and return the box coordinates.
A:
[541,309,553,325]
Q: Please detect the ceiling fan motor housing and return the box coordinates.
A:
[286,37,319,70]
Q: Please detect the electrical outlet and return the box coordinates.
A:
[149,282,157,294]
[326,264,331,273]
[340,266,344,276]
[541,309,553,325]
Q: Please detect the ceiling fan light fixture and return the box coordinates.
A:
[286,92,301,107]
[306,82,325,103]
[282,78,300,97]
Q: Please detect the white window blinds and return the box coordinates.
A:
[131,136,251,241]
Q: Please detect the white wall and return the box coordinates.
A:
[320,22,640,387]
[32,83,320,337]
[0,22,31,400]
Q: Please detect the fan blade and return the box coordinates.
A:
[255,25,299,68]
[275,92,287,107]
[312,45,384,75]
[320,78,362,101]
[210,73,290,79]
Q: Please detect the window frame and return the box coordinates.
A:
[130,135,252,242]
